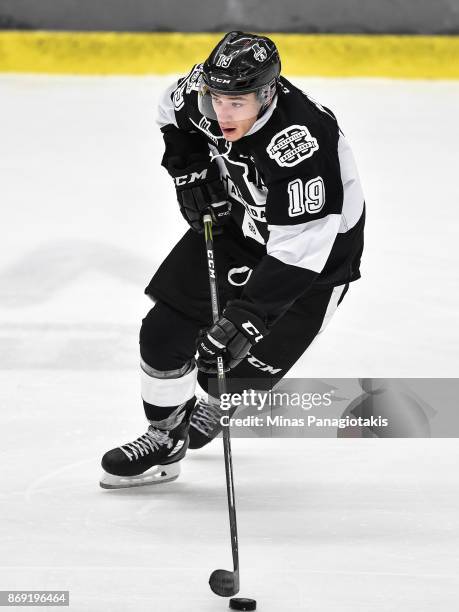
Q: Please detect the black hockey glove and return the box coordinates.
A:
[168,159,230,233]
[196,302,269,373]
[161,126,230,233]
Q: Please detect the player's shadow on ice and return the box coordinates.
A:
[0,240,154,306]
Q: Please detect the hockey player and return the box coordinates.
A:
[100,32,365,488]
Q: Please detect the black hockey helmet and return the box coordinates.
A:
[199,31,281,121]
[202,31,281,94]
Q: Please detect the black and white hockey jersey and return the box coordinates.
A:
[157,64,365,325]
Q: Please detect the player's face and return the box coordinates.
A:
[211,92,260,141]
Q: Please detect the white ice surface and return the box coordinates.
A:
[1,75,459,611]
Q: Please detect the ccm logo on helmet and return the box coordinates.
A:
[174,169,208,186]
[210,76,231,84]
[242,321,263,343]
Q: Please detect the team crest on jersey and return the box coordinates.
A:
[267,124,319,167]
[252,43,267,62]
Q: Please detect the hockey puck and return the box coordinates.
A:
[229,598,257,611]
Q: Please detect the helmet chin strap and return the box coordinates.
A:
[255,78,278,119]
[257,101,272,119]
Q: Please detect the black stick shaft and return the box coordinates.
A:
[203,215,240,592]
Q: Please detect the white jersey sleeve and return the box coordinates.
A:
[156,81,179,129]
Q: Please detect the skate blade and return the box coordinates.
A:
[99,461,180,489]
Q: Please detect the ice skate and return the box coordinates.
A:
[100,402,193,489]
[188,396,238,449]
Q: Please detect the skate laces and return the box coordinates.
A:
[120,426,172,461]
[191,398,222,436]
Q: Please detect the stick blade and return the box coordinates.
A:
[209,569,239,597]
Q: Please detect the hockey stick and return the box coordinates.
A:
[203,214,240,597]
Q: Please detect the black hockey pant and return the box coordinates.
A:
[139,285,348,420]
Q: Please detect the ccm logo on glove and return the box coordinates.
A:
[196,302,268,373]
[241,321,263,343]
[174,169,208,186]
